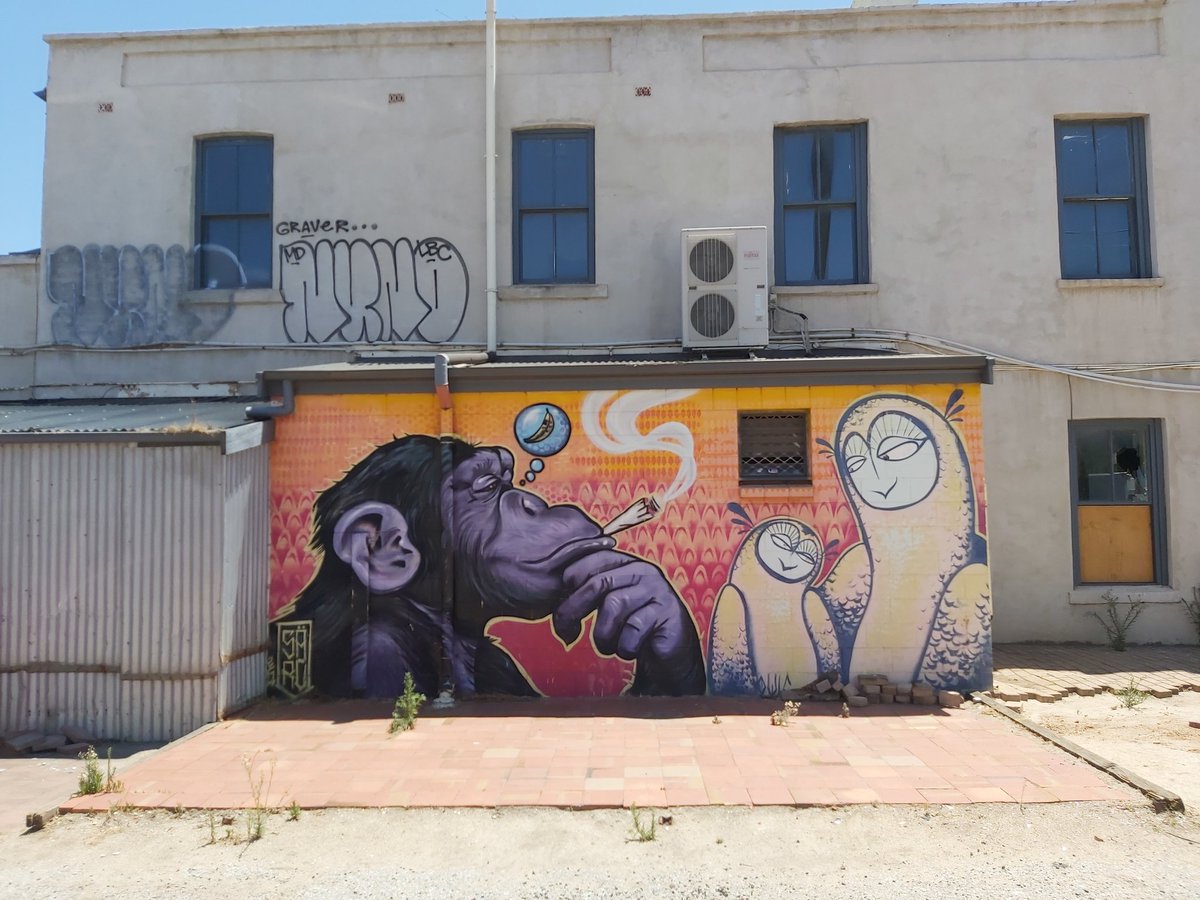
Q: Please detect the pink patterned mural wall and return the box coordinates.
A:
[267,384,989,700]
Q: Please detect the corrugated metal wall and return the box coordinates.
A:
[218,445,269,715]
[0,440,269,741]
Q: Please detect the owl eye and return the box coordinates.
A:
[770,533,796,552]
[845,454,867,473]
[876,436,926,462]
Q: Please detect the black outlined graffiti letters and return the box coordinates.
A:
[279,236,468,344]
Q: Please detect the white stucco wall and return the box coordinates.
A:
[0,255,38,398]
[26,0,1200,644]
[35,0,1195,364]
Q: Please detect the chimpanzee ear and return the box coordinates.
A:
[332,501,396,587]
[332,501,421,593]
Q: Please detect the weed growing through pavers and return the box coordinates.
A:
[1091,590,1145,651]
[629,805,657,843]
[288,799,301,822]
[389,671,426,734]
[78,746,104,795]
[77,746,124,795]
[242,752,277,843]
[1115,678,1150,709]
[770,700,801,726]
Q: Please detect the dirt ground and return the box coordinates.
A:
[2,801,1198,899]
[1015,690,1200,807]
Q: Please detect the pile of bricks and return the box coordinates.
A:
[841,674,965,709]
[0,726,96,756]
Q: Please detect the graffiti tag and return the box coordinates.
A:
[279,236,468,344]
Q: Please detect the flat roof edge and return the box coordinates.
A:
[259,355,994,396]
[43,1,1159,45]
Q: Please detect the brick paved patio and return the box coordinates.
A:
[58,697,1132,813]
[992,643,1200,702]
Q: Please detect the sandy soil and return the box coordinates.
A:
[2,802,1198,899]
[1016,691,1200,807]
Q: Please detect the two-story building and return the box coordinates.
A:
[3,0,1197,738]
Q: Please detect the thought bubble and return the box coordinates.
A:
[514,404,571,457]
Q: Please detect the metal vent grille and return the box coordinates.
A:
[690,293,737,338]
[688,237,735,283]
[738,412,809,483]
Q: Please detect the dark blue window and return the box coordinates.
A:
[1055,119,1151,279]
[513,130,594,284]
[195,136,273,289]
[774,124,868,285]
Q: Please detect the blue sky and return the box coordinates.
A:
[1,1,1020,254]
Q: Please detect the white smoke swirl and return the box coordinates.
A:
[581,389,699,504]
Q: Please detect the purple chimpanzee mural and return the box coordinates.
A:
[270,434,705,699]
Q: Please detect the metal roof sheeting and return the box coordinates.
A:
[0,400,252,436]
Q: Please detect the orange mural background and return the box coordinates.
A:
[268,383,986,696]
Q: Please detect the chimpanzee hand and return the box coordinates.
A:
[552,550,705,696]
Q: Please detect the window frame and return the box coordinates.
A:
[194,134,274,290]
[1068,418,1168,586]
[737,411,811,486]
[773,123,870,287]
[511,128,596,285]
[1054,117,1152,280]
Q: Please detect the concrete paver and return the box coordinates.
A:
[992,643,1200,701]
[57,696,1131,813]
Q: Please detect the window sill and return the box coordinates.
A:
[1068,586,1180,606]
[772,283,879,298]
[185,288,282,305]
[500,284,609,301]
[1057,277,1164,291]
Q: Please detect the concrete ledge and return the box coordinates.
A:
[773,283,878,298]
[974,694,1184,813]
[1057,277,1164,290]
[499,284,609,301]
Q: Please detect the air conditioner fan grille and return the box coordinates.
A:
[690,292,736,338]
[689,237,735,283]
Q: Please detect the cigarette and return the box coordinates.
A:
[603,496,661,535]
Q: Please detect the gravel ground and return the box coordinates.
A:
[3,801,1198,899]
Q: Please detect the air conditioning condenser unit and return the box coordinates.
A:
[681,226,768,349]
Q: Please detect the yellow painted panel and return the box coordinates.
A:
[759,386,789,408]
[1078,505,1154,583]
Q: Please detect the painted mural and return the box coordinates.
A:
[267,384,991,701]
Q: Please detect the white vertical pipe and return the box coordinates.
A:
[485,0,498,355]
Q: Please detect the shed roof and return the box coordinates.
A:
[0,400,269,452]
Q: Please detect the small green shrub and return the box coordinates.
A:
[242,752,277,843]
[389,672,426,734]
[78,746,123,795]
[78,746,104,795]
[629,804,657,842]
[1115,678,1150,709]
[1091,590,1145,651]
